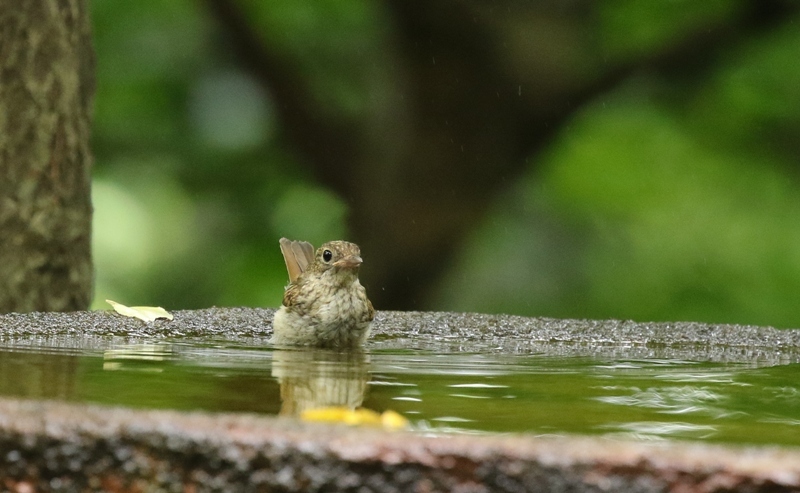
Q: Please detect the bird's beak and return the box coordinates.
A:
[334,255,363,269]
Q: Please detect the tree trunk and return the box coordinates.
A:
[0,0,95,313]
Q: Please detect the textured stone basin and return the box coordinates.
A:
[0,307,799,492]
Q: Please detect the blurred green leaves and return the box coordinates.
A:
[597,0,745,61]
[437,16,800,327]
[551,99,800,326]
[89,1,800,328]
[693,21,800,155]
[190,70,276,151]
[270,184,349,245]
[90,0,351,310]
[235,0,391,117]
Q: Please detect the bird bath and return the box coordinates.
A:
[0,307,799,491]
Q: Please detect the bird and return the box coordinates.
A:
[271,238,375,348]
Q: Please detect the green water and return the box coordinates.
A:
[1,337,799,446]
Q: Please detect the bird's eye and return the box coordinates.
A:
[322,250,333,262]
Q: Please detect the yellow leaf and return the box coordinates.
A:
[301,406,359,423]
[106,299,173,322]
[346,408,383,426]
[301,406,409,429]
[380,409,410,430]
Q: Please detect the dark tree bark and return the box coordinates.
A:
[0,0,95,313]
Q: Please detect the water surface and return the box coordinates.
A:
[0,336,798,446]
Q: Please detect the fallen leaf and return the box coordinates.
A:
[301,406,409,429]
[380,409,410,430]
[106,299,173,323]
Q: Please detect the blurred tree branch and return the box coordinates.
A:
[203,0,799,310]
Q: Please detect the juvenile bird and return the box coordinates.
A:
[271,238,375,348]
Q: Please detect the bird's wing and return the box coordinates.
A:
[279,238,315,283]
[366,298,375,322]
[282,281,301,308]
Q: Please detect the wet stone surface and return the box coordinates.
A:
[0,308,799,491]
[1,307,799,362]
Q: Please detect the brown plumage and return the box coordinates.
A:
[272,238,375,348]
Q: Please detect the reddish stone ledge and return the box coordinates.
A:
[0,398,797,492]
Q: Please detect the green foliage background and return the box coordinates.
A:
[90,1,800,328]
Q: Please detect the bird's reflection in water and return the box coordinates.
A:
[271,348,370,417]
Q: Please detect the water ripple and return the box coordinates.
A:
[594,386,725,416]
[600,421,717,439]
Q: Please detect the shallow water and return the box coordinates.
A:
[1,336,799,446]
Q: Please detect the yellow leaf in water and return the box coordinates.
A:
[301,406,409,429]
[380,409,410,430]
[346,408,383,426]
[301,407,346,422]
[106,299,173,322]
